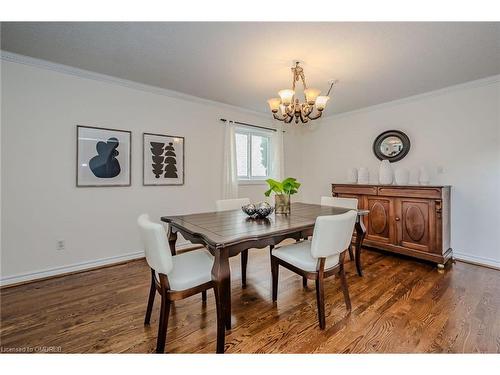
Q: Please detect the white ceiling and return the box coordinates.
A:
[1,22,499,115]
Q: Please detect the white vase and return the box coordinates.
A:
[357,167,369,184]
[419,166,430,185]
[379,160,393,185]
[395,168,410,185]
[347,168,358,183]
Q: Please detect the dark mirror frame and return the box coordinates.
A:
[373,130,411,162]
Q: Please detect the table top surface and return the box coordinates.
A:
[161,202,368,247]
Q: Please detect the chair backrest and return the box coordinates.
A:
[215,198,251,212]
[310,211,357,259]
[321,196,358,209]
[137,214,173,275]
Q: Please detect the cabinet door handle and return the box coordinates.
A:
[395,217,400,221]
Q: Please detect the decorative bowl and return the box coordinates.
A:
[242,202,274,219]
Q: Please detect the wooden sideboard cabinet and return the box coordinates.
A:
[332,183,452,267]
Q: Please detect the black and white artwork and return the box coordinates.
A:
[77,125,131,187]
[143,133,184,185]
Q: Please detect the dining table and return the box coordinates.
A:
[161,202,368,353]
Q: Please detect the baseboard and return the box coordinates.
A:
[0,241,194,287]
[453,252,500,270]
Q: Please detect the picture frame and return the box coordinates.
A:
[143,132,185,186]
[76,125,132,187]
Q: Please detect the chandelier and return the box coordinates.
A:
[267,61,336,124]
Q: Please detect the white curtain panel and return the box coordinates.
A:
[271,124,285,181]
[222,120,239,199]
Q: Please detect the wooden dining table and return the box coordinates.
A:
[161,202,368,353]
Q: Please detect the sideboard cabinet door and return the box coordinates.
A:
[364,196,394,245]
[395,198,435,253]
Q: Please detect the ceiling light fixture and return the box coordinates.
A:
[268,61,337,124]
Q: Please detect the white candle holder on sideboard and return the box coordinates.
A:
[346,168,358,183]
[357,167,369,184]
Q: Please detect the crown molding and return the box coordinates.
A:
[3,50,498,123]
[324,73,500,121]
[0,50,271,120]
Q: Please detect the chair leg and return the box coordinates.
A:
[271,256,279,302]
[213,286,226,353]
[315,276,326,330]
[348,244,354,261]
[156,294,171,353]
[144,272,156,325]
[201,290,207,302]
[302,276,307,288]
[241,249,248,288]
[339,265,352,311]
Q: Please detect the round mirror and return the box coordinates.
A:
[373,130,410,162]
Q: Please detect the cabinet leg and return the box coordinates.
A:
[437,263,445,270]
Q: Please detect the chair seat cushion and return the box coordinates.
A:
[166,249,214,291]
[272,240,340,272]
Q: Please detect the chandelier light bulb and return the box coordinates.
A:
[304,88,321,105]
[315,96,330,111]
[279,104,287,115]
[278,89,295,106]
[267,98,281,112]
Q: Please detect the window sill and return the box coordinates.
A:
[238,179,268,186]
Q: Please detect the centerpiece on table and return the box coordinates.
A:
[264,177,301,215]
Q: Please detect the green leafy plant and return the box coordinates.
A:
[264,177,301,197]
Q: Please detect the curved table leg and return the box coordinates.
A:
[354,217,366,276]
[241,249,248,288]
[212,246,231,352]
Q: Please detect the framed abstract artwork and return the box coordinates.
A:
[76,125,131,187]
[143,133,185,186]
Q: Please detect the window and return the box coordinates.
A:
[235,128,271,181]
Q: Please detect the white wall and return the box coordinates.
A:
[0,59,275,284]
[2,56,499,285]
[290,78,500,267]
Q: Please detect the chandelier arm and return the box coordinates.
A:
[272,113,286,122]
[299,110,308,124]
[302,105,313,116]
[307,110,323,120]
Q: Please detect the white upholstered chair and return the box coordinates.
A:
[320,196,358,210]
[320,196,358,261]
[215,198,251,287]
[271,211,357,329]
[138,214,223,353]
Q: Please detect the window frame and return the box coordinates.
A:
[235,126,272,183]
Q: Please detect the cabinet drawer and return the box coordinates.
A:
[332,185,377,195]
[378,187,442,199]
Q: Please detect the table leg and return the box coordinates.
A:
[213,283,225,353]
[241,249,248,288]
[167,227,177,256]
[212,247,231,336]
[354,217,366,276]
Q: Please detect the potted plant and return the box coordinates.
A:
[264,177,301,214]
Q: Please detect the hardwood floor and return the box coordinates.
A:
[1,247,499,353]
